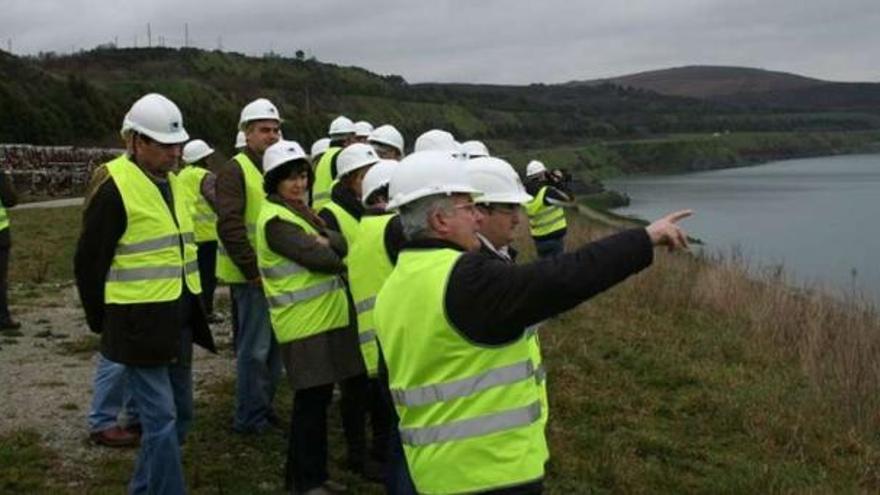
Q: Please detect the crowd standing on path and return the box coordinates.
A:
[70,92,691,495]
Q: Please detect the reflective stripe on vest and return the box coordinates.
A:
[312,147,340,210]
[255,200,350,343]
[400,401,542,447]
[266,278,344,307]
[216,153,264,284]
[373,247,546,494]
[390,359,538,407]
[104,155,202,304]
[524,186,567,237]
[347,213,396,377]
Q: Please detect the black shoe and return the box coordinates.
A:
[0,319,21,331]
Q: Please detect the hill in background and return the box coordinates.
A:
[2,48,880,180]
[575,65,827,98]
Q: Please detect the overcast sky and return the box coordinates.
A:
[2,0,879,84]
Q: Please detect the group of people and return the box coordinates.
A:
[73,92,690,495]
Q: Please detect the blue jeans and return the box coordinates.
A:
[534,236,565,258]
[127,327,193,495]
[231,284,281,432]
[88,353,138,432]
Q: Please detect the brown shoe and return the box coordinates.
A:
[89,426,139,447]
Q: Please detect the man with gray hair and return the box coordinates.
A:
[373,150,691,494]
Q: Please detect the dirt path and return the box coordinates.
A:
[0,284,234,478]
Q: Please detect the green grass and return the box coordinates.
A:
[0,431,57,493]
[9,206,81,284]
[4,210,880,493]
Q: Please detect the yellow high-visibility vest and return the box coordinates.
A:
[524,186,567,237]
[346,213,396,376]
[255,200,350,343]
[176,165,217,242]
[374,247,547,494]
[216,153,264,283]
[105,155,201,303]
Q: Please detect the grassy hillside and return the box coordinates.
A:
[576,65,826,98]
[2,209,879,493]
[2,48,879,156]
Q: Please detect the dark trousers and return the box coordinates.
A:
[196,241,217,314]
[0,245,10,321]
[534,236,565,259]
[340,373,392,468]
[286,382,334,492]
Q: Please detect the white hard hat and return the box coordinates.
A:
[263,140,308,175]
[328,115,356,137]
[354,121,374,138]
[462,140,490,159]
[387,151,479,210]
[526,160,548,177]
[361,159,398,206]
[468,157,533,204]
[182,139,215,164]
[235,131,246,149]
[310,138,331,160]
[414,129,457,153]
[239,98,282,130]
[336,143,380,178]
[368,125,405,155]
[121,93,189,144]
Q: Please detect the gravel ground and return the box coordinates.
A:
[0,284,235,479]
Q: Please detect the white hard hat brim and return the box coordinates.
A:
[140,127,190,145]
[387,183,480,210]
[475,191,534,204]
[368,137,404,153]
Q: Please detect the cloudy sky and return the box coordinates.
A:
[2,0,879,84]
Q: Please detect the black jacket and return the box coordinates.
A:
[73,169,216,366]
[403,228,653,346]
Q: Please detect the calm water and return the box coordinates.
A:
[606,154,880,302]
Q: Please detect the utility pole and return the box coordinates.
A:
[217,35,223,51]
[147,22,152,47]
[185,23,189,48]
[114,36,118,48]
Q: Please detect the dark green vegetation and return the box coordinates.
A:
[2,48,880,182]
[2,211,880,493]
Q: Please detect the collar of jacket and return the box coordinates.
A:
[330,181,365,220]
[242,147,264,173]
[364,206,390,217]
[477,234,517,263]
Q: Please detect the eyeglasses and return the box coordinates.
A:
[452,202,480,215]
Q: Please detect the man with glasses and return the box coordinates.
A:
[74,93,216,494]
[373,150,691,494]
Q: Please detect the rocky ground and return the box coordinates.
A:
[0,283,235,480]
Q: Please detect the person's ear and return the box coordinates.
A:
[427,208,449,236]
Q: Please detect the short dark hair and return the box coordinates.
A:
[263,159,312,195]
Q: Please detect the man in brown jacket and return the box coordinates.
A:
[215,98,284,433]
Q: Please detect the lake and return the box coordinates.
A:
[606,154,880,303]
